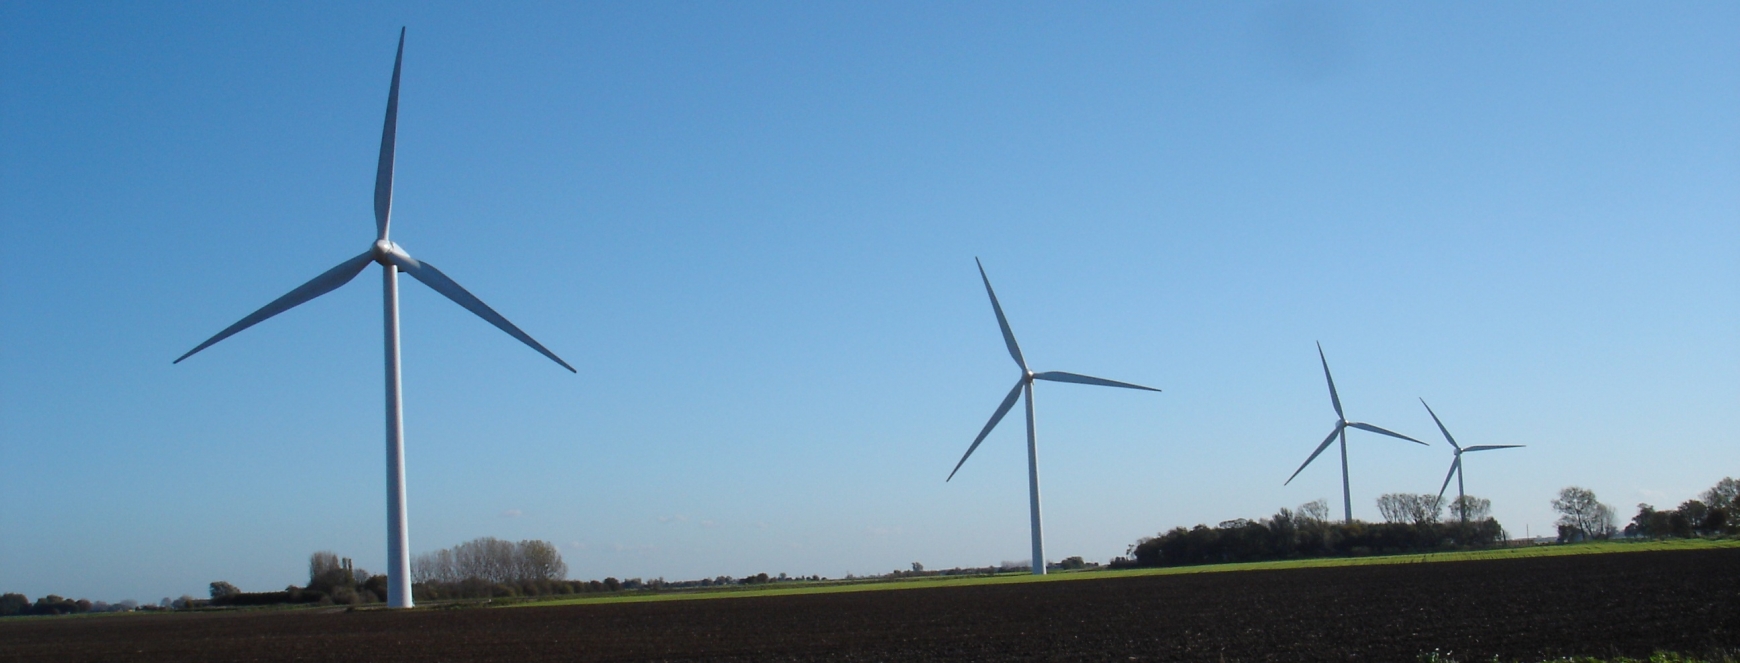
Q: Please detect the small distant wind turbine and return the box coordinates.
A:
[1285,343,1425,523]
[1421,398,1522,523]
[175,29,574,609]
[948,258,1159,575]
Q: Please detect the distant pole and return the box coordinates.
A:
[1024,380,1045,576]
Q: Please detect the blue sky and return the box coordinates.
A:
[2,2,1736,603]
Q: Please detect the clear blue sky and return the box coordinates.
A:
[3,2,1735,603]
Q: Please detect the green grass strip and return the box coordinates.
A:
[512,537,1739,608]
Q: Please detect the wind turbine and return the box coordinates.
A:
[174,29,575,609]
[1421,399,1522,523]
[947,258,1159,575]
[1284,343,1425,523]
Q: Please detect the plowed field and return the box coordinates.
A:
[5,547,1736,662]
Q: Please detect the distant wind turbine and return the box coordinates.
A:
[1420,398,1523,523]
[174,28,575,609]
[948,258,1160,575]
[1285,343,1425,524]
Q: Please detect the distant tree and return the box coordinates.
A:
[1626,503,1670,538]
[1448,495,1491,522]
[603,577,621,592]
[1552,486,1615,541]
[30,595,87,616]
[518,540,567,581]
[0,593,28,617]
[209,581,241,600]
[1677,500,1709,534]
[309,552,342,583]
[1297,499,1330,525]
[1702,477,1738,511]
[911,562,924,573]
[414,537,566,586]
[1377,493,1442,525]
[1056,556,1087,570]
[309,567,353,595]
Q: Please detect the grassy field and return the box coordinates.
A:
[520,537,1740,608]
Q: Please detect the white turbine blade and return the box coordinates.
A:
[1285,424,1343,485]
[1462,444,1524,452]
[1419,398,1460,450]
[948,379,1025,482]
[374,27,405,241]
[385,248,577,373]
[1436,457,1461,503]
[1346,421,1427,446]
[975,258,1026,371]
[175,251,375,363]
[1317,342,1342,419]
[1032,371,1160,392]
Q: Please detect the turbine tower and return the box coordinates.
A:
[1284,343,1424,523]
[948,258,1159,575]
[1421,398,1523,523]
[174,29,575,609]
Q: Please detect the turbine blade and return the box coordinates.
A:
[1437,457,1461,503]
[1285,424,1343,485]
[1317,342,1342,419]
[1346,421,1427,445]
[1032,371,1160,392]
[975,258,1026,371]
[175,250,374,364]
[947,379,1025,482]
[386,248,577,373]
[1461,444,1524,452]
[375,27,405,241]
[1419,398,1459,450]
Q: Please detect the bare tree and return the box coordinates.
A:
[1448,495,1491,521]
[309,551,341,584]
[1376,493,1442,524]
[1297,499,1330,525]
[412,537,566,584]
[518,540,567,581]
[1552,486,1616,540]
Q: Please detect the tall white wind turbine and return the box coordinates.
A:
[1420,399,1523,523]
[1284,343,1424,524]
[948,258,1160,575]
[174,29,575,609]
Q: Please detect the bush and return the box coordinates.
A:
[1127,506,1507,568]
[209,581,241,600]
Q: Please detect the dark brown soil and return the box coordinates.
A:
[5,547,1737,662]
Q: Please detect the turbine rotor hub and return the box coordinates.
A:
[373,239,396,263]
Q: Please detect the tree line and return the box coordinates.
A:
[1122,496,1508,568]
[411,537,570,601]
[1549,478,1736,542]
[1623,477,1735,539]
[1545,476,1733,542]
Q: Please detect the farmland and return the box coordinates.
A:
[4,543,1735,662]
